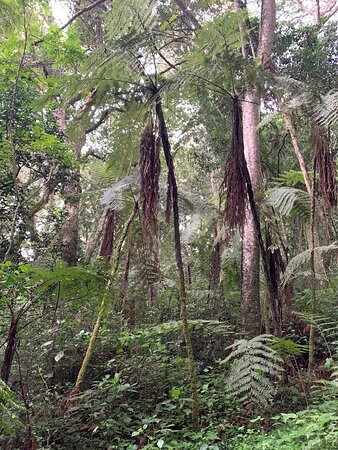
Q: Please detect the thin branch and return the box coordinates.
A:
[34,0,108,45]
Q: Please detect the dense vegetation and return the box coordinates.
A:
[0,0,337,448]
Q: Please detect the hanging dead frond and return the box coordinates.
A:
[139,116,161,236]
[222,96,248,230]
[99,209,116,261]
[139,116,162,290]
[312,121,337,211]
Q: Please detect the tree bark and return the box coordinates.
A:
[84,206,110,264]
[240,0,276,336]
[55,107,84,267]
[120,228,134,330]
[242,89,262,335]
[61,172,81,266]
[99,209,116,261]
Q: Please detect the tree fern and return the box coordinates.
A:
[221,335,284,408]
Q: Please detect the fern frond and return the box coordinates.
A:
[282,243,338,285]
[146,320,233,336]
[265,186,310,217]
[222,335,283,408]
[314,90,338,128]
[100,172,139,211]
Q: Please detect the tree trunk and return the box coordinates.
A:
[156,96,199,431]
[240,0,276,336]
[282,112,312,195]
[71,202,138,394]
[99,209,116,261]
[56,106,84,267]
[242,89,262,336]
[208,227,221,319]
[120,228,134,330]
[62,171,81,266]
[1,314,19,383]
[308,160,317,372]
[84,206,109,264]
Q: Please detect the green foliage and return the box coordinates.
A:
[0,379,24,436]
[229,401,338,449]
[28,260,106,307]
[315,90,338,128]
[274,170,308,187]
[265,186,310,217]
[146,320,232,337]
[221,335,284,408]
[282,242,338,285]
[271,337,308,359]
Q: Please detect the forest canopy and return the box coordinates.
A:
[0,0,337,448]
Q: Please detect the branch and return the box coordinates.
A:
[85,106,124,134]
[174,0,202,31]
[34,0,108,45]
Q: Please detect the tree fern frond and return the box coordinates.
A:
[265,186,310,217]
[100,172,139,211]
[314,90,338,128]
[146,320,233,336]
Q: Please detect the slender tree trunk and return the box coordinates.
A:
[308,160,317,372]
[62,172,81,266]
[120,228,134,330]
[1,314,19,383]
[208,227,221,319]
[282,112,312,195]
[71,202,138,394]
[155,97,199,431]
[84,206,109,264]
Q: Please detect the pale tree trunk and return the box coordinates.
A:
[281,111,312,195]
[61,137,85,266]
[242,90,262,335]
[54,108,85,267]
[241,0,276,335]
[62,174,81,266]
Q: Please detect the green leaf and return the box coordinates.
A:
[171,388,181,399]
